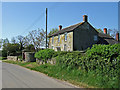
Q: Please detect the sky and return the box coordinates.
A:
[2,2,119,41]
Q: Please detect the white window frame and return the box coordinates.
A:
[64,32,67,41]
[52,46,54,49]
[64,44,67,51]
[58,34,60,42]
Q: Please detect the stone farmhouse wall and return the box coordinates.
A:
[49,32,73,51]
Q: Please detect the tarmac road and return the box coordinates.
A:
[2,62,79,88]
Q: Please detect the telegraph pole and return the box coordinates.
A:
[46,8,47,49]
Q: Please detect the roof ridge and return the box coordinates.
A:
[48,22,85,37]
[61,22,84,30]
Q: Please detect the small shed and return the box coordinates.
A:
[22,49,36,62]
[24,52,36,62]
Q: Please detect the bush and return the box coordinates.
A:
[55,44,120,88]
[35,49,55,61]
[2,49,7,57]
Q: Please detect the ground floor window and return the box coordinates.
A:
[64,44,67,51]
[57,47,61,51]
[52,46,54,49]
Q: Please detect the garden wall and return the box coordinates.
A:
[7,56,18,61]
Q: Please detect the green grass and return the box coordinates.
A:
[0,57,7,60]
[3,60,119,88]
[3,60,99,88]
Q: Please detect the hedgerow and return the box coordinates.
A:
[56,44,120,88]
[35,49,55,61]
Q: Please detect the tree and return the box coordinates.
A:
[11,37,16,44]
[48,28,58,36]
[25,44,35,52]
[16,35,24,51]
[0,39,2,49]
[108,29,119,38]
[26,28,46,51]
[95,28,103,33]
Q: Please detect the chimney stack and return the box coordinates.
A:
[83,15,88,22]
[116,33,119,41]
[59,25,62,31]
[104,28,107,34]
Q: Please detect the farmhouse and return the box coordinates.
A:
[48,15,119,51]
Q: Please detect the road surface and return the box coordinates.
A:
[2,62,78,88]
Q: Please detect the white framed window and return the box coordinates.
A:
[52,46,54,49]
[58,34,60,42]
[64,32,67,41]
[64,44,67,51]
[94,35,98,41]
[52,36,54,44]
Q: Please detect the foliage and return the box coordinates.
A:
[95,28,103,33]
[0,50,2,57]
[48,28,58,36]
[16,35,25,51]
[2,43,20,56]
[25,44,35,52]
[108,29,119,38]
[2,49,7,57]
[3,44,120,88]
[35,49,55,61]
[55,44,120,88]
[25,28,46,51]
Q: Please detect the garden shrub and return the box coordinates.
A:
[35,49,55,61]
[56,44,120,88]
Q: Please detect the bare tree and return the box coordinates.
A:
[108,29,119,38]
[11,37,16,44]
[27,28,46,51]
[16,35,24,51]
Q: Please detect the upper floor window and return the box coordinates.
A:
[52,36,54,44]
[58,34,60,42]
[94,35,98,41]
[64,32,67,41]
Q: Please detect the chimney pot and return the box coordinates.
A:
[104,28,107,34]
[83,15,88,22]
[116,33,119,41]
[59,25,62,30]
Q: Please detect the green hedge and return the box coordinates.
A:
[56,44,120,88]
[35,49,55,61]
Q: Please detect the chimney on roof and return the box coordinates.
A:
[59,25,62,31]
[83,15,88,22]
[103,28,107,34]
[116,33,119,41]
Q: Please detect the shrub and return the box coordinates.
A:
[56,44,120,88]
[35,49,55,61]
[2,49,7,57]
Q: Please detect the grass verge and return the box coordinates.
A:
[3,60,97,88]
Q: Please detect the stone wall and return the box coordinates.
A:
[36,58,56,65]
[49,32,73,51]
[7,56,18,61]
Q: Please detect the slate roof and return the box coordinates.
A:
[48,21,119,44]
[48,22,84,37]
[98,33,119,44]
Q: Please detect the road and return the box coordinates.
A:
[2,62,78,88]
